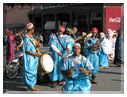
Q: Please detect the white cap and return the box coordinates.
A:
[27,23,34,30]
[72,43,81,48]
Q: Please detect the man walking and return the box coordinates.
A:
[22,23,41,91]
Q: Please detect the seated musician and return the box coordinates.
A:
[61,43,94,94]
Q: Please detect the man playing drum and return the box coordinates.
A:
[22,23,41,91]
[61,43,94,94]
[48,25,70,88]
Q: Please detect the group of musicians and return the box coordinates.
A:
[22,23,110,94]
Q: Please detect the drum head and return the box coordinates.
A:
[40,54,54,72]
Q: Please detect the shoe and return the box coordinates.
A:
[28,87,40,91]
[91,80,97,84]
[58,82,65,86]
[52,84,56,88]
[100,67,104,69]
[104,67,109,69]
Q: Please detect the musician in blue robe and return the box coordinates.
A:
[48,25,70,88]
[61,43,94,94]
[114,29,124,67]
[84,28,100,84]
[65,27,75,54]
[22,23,41,91]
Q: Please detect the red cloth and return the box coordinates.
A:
[92,28,98,33]
[7,30,13,37]
[6,35,15,65]
[59,25,65,32]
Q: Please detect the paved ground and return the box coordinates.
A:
[3,46,124,94]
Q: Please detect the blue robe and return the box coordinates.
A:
[84,38,100,74]
[99,37,109,67]
[61,55,94,94]
[65,35,75,54]
[22,34,38,89]
[99,48,108,67]
[114,30,124,66]
[48,33,69,81]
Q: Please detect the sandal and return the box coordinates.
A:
[28,87,40,91]
[52,84,56,88]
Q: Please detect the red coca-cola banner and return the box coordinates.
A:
[106,7,121,32]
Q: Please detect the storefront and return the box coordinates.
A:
[27,3,123,42]
[3,23,25,34]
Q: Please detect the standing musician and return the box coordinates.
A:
[65,27,75,54]
[84,27,101,84]
[61,43,94,94]
[71,27,82,42]
[22,23,41,91]
[48,25,70,88]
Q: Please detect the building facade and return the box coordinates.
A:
[3,3,41,36]
[3,3,124,42]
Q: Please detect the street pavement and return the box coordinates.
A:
[3,46,124,94]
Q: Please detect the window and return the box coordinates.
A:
[18,3,24,8]
[97,13,102,17]
[78,15,86,21]
[27,3,32,6]
[7,3,14,9]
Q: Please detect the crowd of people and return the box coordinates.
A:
[5,22,124,93]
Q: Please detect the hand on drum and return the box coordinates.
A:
[36,53,42,57]
[37,44,41,47]
[59,52,63,57]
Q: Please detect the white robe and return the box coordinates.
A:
[100,38,112,55]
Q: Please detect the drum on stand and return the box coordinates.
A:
[38,53,54,76]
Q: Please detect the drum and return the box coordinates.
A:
[38,53,54,76]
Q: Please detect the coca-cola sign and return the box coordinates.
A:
[109,17,121,23]
[106,7,122,32]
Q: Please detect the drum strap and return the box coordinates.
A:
[55,33,65,51]
[24,37,38,53]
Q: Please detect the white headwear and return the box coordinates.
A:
[66,27,72,32]
[113,30,116,33]
[72,43,81,48]
[100,32,105,39]
[107,29,113,34]
[27,23,34,30]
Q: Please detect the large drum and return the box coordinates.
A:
[38,53,54,76]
